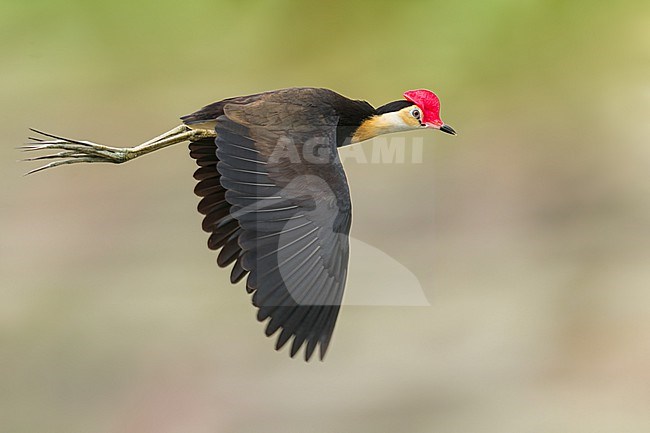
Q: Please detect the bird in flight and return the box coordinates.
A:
[23,87,456,361]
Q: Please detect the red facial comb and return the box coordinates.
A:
[403,89,443,126]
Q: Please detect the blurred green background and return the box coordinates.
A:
[2,0,649,432]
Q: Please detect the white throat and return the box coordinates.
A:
[350,111,417,144]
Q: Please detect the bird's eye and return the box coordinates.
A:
[411,108,421,120]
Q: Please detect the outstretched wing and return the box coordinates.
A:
[192,93,352,360]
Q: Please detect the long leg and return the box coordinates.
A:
[21,125,216,175]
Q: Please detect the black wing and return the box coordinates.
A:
[190,91,352,360]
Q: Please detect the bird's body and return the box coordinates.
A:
[182,87,376,145]
[24,87,456,360]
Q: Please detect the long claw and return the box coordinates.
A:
[19,144,57,151]
[25,139,75,146]
[20,143,103,155]
[22,151,83,162]
[24,156,108,176]
[28,128,93,147]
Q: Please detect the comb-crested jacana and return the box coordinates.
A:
[23,87,456,360]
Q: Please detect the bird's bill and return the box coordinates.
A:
[424,122,457,135]
[439,124,457,135]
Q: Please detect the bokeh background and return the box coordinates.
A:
[2,1,649,432]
